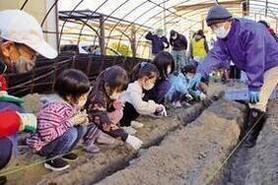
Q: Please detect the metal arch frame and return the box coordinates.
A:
[58,0,86,48]
[112,0,171,54]
[117,0,212,49]
[136,0,278,44]
[88,0,167,53]
[113,0,198,54]
[74,1,109,48]
[104,0,150,50]
[20,0,29,10]
[134,0,278,56]
[174,2,278,32]
[40,0,60,27]
[19,0,278,57]
[134,0,214,44]
[172,3,278,31]
[137,0,232,37]
[80,0,131,48]
[183,8,278,33]
[163,0,278,29]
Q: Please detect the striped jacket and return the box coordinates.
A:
[26,99,74,151]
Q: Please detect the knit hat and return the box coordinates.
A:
[206,5,232,26]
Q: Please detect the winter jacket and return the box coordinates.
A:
[145,32,169,54]
[197,18,278,91]
[170,31,188,51]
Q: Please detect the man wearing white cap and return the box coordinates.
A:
[0,10,57,185]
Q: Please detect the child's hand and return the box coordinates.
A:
[113,100,123,110]
[154,105,167,117]
[71,111,89,125]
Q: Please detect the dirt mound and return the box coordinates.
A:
[96,99,245,185]
[216,100,278,185]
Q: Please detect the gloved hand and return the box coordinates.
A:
[18,113,37,133]
[249,90,260,104]
[126,135,143,150]
[189,73,202,90]
[154,105,167,117]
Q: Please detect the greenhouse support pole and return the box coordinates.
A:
[99,15,106,55]
[242,0,249,16]
[202,18,205,31]
[131,26,137,58]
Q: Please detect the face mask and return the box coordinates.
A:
[172,34,178,40]
[167,66,172,75]
[110,92,121,100]
[186,73,194,80]
[14,57,35,73]
[143,82,155,90]
[214,26,230,39]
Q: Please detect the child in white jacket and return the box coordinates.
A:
[120,62,167,133]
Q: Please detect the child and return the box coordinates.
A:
[120,62,167,132]
[85,66,143,151]
[166,64,207,107]
[144,51,175,104]
[26,69,91,171]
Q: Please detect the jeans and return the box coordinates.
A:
[0,137,13,169]
[39,127,81,158]
[171,50,186,72]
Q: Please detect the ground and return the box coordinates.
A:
[2,82,277,185]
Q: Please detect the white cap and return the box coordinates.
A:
[0,10,57,59]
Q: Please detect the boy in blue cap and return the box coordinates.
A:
[190,5,278,148]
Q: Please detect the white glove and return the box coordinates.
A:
[126,135,143,150]
[155,105,167,117]
[160,105,167,116]
[185,93,193,101]
[199,93,207,101]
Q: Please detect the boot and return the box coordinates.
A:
[0,176,7,185]
[244,108,266,148]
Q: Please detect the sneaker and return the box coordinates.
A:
[174,101,182,108]
[131,121,144,128]
[122,126,137,135]
[172,102,177,107]
[96,132,118,145]
[84,143,100,153]
[44,158,70,171]
[0,176,7,185]
[62,153,78,161]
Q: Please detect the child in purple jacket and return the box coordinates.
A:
[144,51,175,104]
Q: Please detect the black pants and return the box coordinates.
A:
[229,65,241,79]
[0,137,13,169]
[120,102,140,127]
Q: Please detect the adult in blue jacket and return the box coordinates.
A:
[190,5,278,148]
